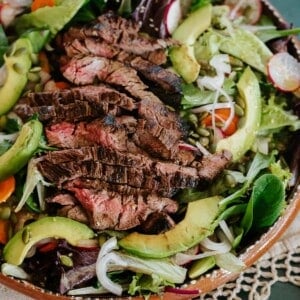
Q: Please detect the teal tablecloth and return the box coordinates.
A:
[267,1,300,298]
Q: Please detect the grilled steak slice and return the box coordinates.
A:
[63,37,181,94]
[45,116,141,152]
[62,55,163,103]
[65,11,176,56]
[15,101,111,124]
[134,98,184,159]
[19,85,135,108]
[128,56,181,94]
[67,188,178,230]
[14,85,136,122]
[37,146,230,192]
[63,178,178,198]
[64,37,168,65]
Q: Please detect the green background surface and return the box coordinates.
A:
[253,1,299,299]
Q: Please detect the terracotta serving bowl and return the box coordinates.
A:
[0,1,299,299]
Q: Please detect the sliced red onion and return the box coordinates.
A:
[165,286,200,295]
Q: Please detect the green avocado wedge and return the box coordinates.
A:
[0,38,32,116]
[0,119,43,181]
[216,67,261,162]
[119,196,223,258]
[170,4,212,83]
[3,217,95,265]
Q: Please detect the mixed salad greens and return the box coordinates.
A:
[0,0,299,297]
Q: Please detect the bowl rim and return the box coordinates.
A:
[0,1,300,299]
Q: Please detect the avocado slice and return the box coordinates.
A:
[170,4,212,83]
[3,216,95,265]
[216,67,261,162]
[0,38,32,116]
[0,119,43,181]
[119,196,223,258]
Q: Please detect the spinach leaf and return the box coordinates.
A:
[219,151,275,209]
[241,174,285,235]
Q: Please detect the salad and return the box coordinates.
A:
[0,0,299,298]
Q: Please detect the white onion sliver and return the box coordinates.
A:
[1,263,30,280]
[219,220,235,244]
[210,54,231,75]
[96,252,125,296]
[174,250,224,264]
[195,141,211,156]
[200,237,231,253]
[98,236,118,259]
[68,286,108,296]
[191,102,232,114]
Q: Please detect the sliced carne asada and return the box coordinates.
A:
[14,85,136,122]
[63,37,168,66]
[62,55,165,105]
[37,145,230,193]
[63,178,178,198]
[64,11,177,56]
[63,37,181,94]
[45,116,141,152]
[67,187,178,230]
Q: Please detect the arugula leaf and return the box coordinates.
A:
[256,27,300,42]
[241,174,285,234]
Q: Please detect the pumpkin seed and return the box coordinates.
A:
[234,103,245,117]
[197,127,210,137]
[59,255,74,267]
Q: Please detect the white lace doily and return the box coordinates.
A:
[1,214,300,300]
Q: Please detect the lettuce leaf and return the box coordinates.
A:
[15,0,88,37]
[258,96,300,135]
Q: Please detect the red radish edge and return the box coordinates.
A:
[164,287,200,295]
[163,0,182,36]
[225,0,262,25]
[267,52,300,92]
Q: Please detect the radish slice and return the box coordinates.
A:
[267,52,300,92]
[163,0,182,35]
[225,0,262,25]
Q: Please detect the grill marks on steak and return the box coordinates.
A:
[37,146,230,197]
[60,11,182,102]
[14,85,136,123]
[17,12,233,232]
[65,11,176,57]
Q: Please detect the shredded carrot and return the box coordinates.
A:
[0,219,10,244]
[0,176,15,204]
[55,81,70,90]
[31,0,55,11]
[201,108,239,136]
